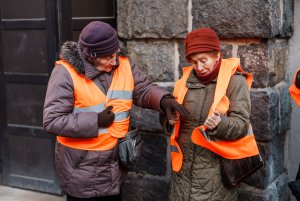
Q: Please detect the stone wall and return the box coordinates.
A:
[117,0,294,200]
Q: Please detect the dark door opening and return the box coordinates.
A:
[0,0,116,194]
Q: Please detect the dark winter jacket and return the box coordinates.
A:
[168,70,251,201]
[43,41,169,198]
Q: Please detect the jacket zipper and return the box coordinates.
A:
[74,150,88,169]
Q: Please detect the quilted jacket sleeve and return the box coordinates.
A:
[43,65,99,138]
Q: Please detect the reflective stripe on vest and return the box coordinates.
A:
[171,58,259,172]
[56,56,134,151]
[289,68,300,107]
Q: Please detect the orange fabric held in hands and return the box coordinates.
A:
[170,58,259,172]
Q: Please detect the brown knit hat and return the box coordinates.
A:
[185,28,220,59]
[79,21,119,58]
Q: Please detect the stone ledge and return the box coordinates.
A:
[192,0,293,39]
[239,173,288,201]
[117,0,190,39]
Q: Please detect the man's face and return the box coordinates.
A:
[93,53,117,72]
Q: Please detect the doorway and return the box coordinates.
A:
[0,0,116,194]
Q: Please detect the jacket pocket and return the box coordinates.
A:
[73,150,88,169]
[56,143,89,186]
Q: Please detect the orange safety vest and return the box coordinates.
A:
[289,68,300,107]
[56,56,134,151]
[171,58,259,172]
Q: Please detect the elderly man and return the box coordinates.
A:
[43,21,189,201]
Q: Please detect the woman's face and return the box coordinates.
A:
[93,52,117,72]
[188,52,220,77]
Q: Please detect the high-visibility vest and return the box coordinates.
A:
[56,56,134,151]
[171,58,259,172]
[289,68,300,107]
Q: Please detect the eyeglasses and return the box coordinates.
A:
[99,54,117,64]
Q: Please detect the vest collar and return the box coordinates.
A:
[186,69,217,89]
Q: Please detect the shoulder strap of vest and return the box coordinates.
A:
[56,60,78,75]
[210,58,240,113]
[173,66,193,104]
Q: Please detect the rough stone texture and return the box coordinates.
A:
[274,173,289,201]
[220,43,233,59]
[250,82,290,142]
[177,39,190,78]
[244,134,285,189]
[128,131,168,176]
[178,40,189,67]
[281,0,294,37]
[122,173,169,201]
[250,88,278,142]
[238,184,269,201]
[266,40,288,87]
[117,0,189,39]
[238,39,288,88]
[238,174,289,201]
[130,105,162,132]
[276,82,291,134]
[192,0,294,39]
[239,43,269,88]
[127,41,175,82]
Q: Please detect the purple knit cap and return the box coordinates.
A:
[79,21,119,58]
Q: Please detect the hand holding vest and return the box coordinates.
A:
[98,106,115,128]
[204,110,221,130]
[160,96,190,124]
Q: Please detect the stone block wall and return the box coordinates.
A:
[117,0,294,200]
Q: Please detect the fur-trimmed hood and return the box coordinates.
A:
[59,41,87,75]
[58,41,129,78]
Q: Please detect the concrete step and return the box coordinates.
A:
[0,185,65,201]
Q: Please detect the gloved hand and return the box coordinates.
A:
[296,70,300,89]
[160,95,190,124]
[98,106,115,127]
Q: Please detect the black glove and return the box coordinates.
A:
[160,95,190,121]
[98,106,115,127]
[296,70,300,89]
[159,113,174,135]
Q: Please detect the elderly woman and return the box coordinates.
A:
[164,28,258,201]
[43,21,189,201]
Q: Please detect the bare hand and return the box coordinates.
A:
[204,110,221,130]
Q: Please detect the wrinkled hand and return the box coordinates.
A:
[98,106,115,127]
[204,110,221,130]
[160,96,190,125]
[296,70,300,89]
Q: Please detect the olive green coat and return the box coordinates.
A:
[168,70,251,201]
